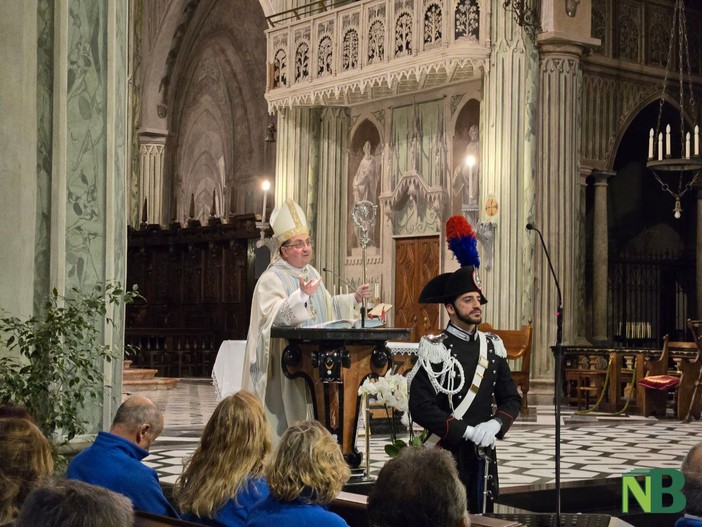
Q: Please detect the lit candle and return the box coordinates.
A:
[648,129,654,160]
[261,179,271,222]
[666,124,671,157]
[658,133,663,161]
[686,132,691,159]
[695,125,700,157]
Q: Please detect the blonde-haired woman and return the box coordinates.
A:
[0,417,54,526]
[244,420,351,527]
[175,391,272,527]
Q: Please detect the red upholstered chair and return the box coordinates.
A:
[639,335,697,418]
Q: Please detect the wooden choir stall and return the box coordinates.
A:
[271,327,410,468]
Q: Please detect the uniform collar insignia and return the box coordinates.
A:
[446,323,478,342]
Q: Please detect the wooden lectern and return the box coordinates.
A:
[271,327,410,467]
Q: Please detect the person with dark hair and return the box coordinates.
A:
[367,447,469,527]
[0,405,35,423]
[408,216,522,514]
[175,391,272,526]
[67,395,178,517]
[15,478,133,527]
[676,442,702,527]
[244,420,350,527]
[0,417,53,526]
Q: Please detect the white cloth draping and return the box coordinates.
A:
[211,340,247,399]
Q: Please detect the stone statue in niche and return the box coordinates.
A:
[353,141,378,205]
[454,124,480,208]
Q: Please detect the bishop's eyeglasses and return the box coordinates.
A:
[283,239,314,250]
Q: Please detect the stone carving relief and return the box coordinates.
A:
[294,26,311,83]
[423,1,442,50]
[348,121,382,252]
[646,8,671,68]
[455,0,480,41]
[316,20,334,78]
[318,35,333,77]
[591,0,606,51]
[274,49,288,88]
[395,10,413,58]
[616,3,640,63]
[367,5,386,65]
[341,11,360,72]
[272,33,288,88]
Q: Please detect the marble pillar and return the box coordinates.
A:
[316,108,349,282]
[0,0,130,432]
[591,170,614,344]
[533,40,586,379]
[138,135,167,225]
[274,107,321,233]
[481,0,539,330]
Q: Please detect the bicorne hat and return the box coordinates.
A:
[418,216,487,305]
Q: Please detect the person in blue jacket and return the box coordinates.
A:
[175,391,272,526]
[245,420,351,527]
[67,395,178,517]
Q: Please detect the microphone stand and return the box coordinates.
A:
[527,223,564,521]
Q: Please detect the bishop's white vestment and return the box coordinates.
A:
[242,258,357,439]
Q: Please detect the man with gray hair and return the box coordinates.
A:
[67,395,178,517]
[367,447,470,527]
[15,478,134,527]
[676,442,702,527]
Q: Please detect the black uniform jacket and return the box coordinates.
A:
[408,326,522,449]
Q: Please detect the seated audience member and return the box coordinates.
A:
[0,405,35,423]
[66,395,178,517]
[367,447,470,527]
[15,478,133,527]
[677,442,702,527]
[175,391,272,526]
[245,420,351,527]
[0,417,54,526]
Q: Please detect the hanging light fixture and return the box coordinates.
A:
[646,0,701,219]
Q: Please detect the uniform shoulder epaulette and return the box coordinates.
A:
[484,332,507,358]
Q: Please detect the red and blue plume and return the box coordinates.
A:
[446,216,480,268]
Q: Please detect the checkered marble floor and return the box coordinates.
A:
[139,380,702,488]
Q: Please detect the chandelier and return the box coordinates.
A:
[646,0,701,219]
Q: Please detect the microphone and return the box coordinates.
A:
[322,267,356,293]
[525,221,564,519]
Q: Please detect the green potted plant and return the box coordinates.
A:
[0,282,141,455]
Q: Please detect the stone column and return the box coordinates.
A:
[481,0,539,330]
[0,0,130,431]
[532,41,584,379]
[138,133,167,225]
[591,170,614,344]
[274,107,321,230]
[316,108,348,280]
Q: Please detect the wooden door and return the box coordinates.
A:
[394,236,440,341]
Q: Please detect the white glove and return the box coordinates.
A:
[471,419,501,448]
[462,425,476,441]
